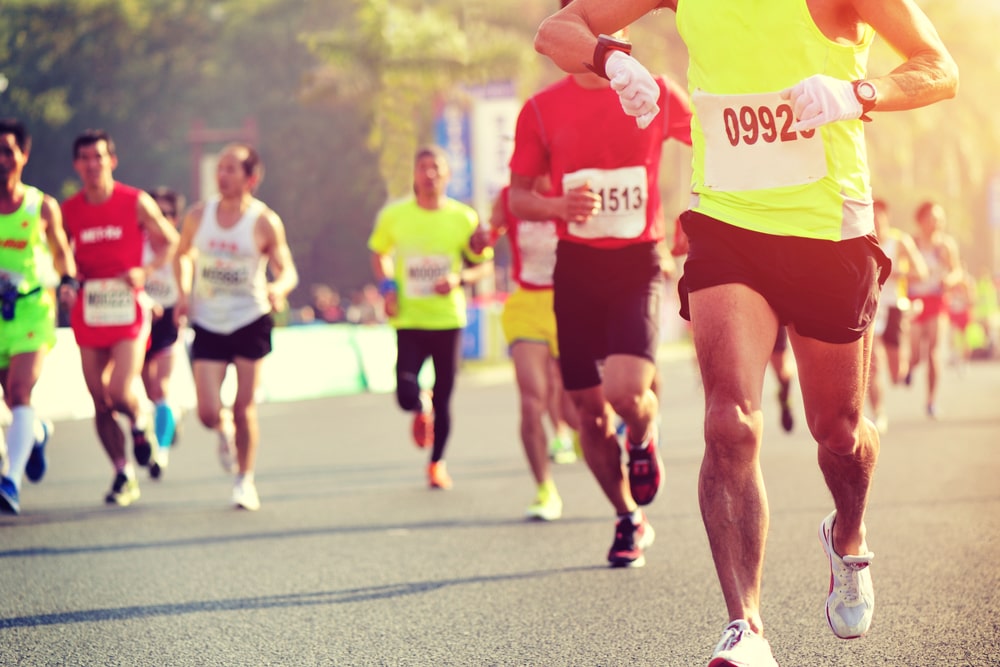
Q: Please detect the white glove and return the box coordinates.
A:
[605,50,661,130]
[780,74,862,132]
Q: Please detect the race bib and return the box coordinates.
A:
[144,268,179,307]
[83,278,137,326]
[562,166,648,240]
[693,90,828,191]
[516,220,558,286]
[196,255,256,298]
[403,255,452,297]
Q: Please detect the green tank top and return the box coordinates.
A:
[0,185,47,293]
[677,0,874,240]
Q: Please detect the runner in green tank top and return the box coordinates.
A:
[0,118,79,516]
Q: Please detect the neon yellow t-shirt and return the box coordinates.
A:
[368,197,491,330]
[677,0,874,240]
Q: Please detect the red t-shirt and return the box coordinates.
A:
[508,76,691,250]
[62,182,148,347]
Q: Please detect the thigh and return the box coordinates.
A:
[232,356,264,411]
[553,243,605,391]
[192,359,228,415]
[689,283,777,411]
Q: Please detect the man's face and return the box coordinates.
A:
[918,205,945,235]
[0,133,27,183]
[216,149,252,198]
[73,140,116,187]
[413,154,449,198]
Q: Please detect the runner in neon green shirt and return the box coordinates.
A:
[0,118,79,515]
[368,145,492,490]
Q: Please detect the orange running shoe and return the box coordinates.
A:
[427,461,452,490]
[411,392,434,449]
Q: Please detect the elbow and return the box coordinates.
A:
[534,17,556,57]
[940,55,960,100]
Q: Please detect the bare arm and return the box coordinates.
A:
[508,172,602,226]
[136,191,180,281]
[41,195,76,280]
[534,0,667,73]
[898,233,928,282]
[853,0,959,112]
[258,209,299,312]
[172,204,203,322]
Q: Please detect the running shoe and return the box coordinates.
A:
[427,461,452,490]
[411,392,434,449]
[607,511,655,568]
[217,411,237,474]
[525,484,563,521]
[232,476,260,511]
[778,380,794,433]
[131,424,158,468]
[819,510,875,639]
[0,476,20,515]
[149,446,168,481]
[104,471,140,507]
[707,619,779,667]
[626,430,663,506]
[25,419,53,483]
[548,432,578,464]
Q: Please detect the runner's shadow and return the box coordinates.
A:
[0,565,600,629]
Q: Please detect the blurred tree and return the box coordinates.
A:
[301,0,542,199]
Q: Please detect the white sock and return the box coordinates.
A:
[6,406,36,488]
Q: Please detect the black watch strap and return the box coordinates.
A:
[584,34,633,80]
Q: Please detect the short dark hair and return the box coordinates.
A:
[872,198,888,214]
[414,144,448,164]
[148,186,186,218]
[73,129,116,160]
[0,118,31,154]
[222,142,264,181]
[915,200,938,221]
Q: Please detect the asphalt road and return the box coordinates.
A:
[2,350,998,666]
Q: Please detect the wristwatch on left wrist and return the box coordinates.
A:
[585,34,633,80]
[852,79,877,122]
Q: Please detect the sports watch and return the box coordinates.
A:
[852,80,877,122]
[585,34,633,80]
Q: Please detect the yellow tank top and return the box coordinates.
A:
[676,0,874,240]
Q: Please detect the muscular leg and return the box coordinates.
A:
[789,327,879,558]
[79,346,126,464]
[690,284,777,635]
[571,385,633,515]
[511,341,553,486]
[232,357,264,474]
[104,337,149,428]
[192,359,228,431]
[603,354,657,447]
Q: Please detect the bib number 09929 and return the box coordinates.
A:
[723,103,816,147]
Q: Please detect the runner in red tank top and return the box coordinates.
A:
[60,130,179,506]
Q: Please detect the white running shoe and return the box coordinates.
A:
[232,476,260,511]
[819,510,875,639]
[707,620,779,667]
[217,410,237,474]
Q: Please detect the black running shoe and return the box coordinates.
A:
[131,426,157,467]
[627,431,663,506]
[104,471,140,506]
[607,512,655,568]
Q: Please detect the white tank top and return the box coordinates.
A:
[191,197,270,334]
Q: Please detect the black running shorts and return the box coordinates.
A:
[553,240,662,391]
[190,313,274,363]
[678,210,891,344]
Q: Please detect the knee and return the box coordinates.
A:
[396,382,421,413]
[197,405,219,429]
[810,414,863,457]
[703,399,760,460]
[605,387,640,423]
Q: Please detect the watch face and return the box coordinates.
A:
[857,81,876,101]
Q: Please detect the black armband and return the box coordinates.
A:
[59,274,81,291]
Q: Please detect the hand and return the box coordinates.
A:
[562,183,603,224]
[468,225,491,254]
[383,290,398,318]
[780,74,862,132]
[267,284,288,313]
[605,51,661,130]
[124,266,147,289]
[433,275,458,295]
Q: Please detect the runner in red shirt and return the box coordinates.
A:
[61,130,179,506]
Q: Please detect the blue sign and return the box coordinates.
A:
[434,102,473,203]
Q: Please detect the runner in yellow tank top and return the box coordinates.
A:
[534,1,958,664]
